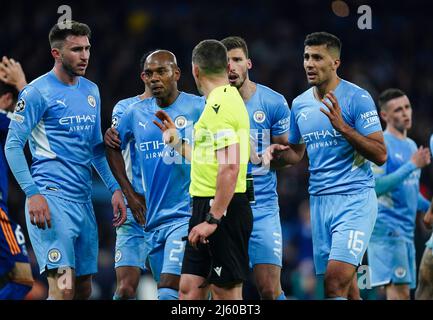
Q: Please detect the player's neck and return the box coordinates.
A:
[387,126,407,139]
[200,76,230,98]
[314,76,340,100]
[139,90,152,100]
[156,90,180,107]
[238,79,256,102]
[53,65,78,85]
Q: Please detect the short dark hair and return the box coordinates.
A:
[221,36,249,58]
[0,82,18,102]
[304,32,341,55]
[49,20,91,49]
[378,88,406,110]
[192,40,228,75]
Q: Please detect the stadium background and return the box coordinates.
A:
[1,0,432,299]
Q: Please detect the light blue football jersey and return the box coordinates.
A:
[247,84,290,209]
[6,70,118,202]
[111,95,144,195]
[116,92,205,231]
[430,134,433,156]
[373,132,421,241]
[288,79,383,195]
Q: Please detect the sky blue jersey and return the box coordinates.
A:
[373,132,421,241]
[288,79,383,195]
[247,84,290,208]
[5,70,119,203]
[0,114,10,211]
[431,134,433,157]
[111,95,144,195]
[116,92,204,231]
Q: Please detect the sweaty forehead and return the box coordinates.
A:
[304,45,328,55]
[144,59,173,70]
[146,52,177,67]
[227,48,246,58]
[387,95,410,109]
[64,35,90,47]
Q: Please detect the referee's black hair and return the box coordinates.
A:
[378,88,406,110]
[192,40,228,75]
[304,32,341,56]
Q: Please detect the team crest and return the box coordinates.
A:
[115,250,122,263]
[88,95,96,108]
[253,111,266,123]
[14,98,26,113]
[48,249,62,263]
[394,267,407,279]
[174,116,187,129]
[111,116,119,128]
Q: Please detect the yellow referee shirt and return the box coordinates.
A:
[190,85,250,197]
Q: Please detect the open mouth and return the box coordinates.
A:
[151,86,164,93]
[228,74,238,83]
[306,71,317,79]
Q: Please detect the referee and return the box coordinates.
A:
[154,39,252,300]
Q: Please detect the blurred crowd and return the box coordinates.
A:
[1,0,432,299]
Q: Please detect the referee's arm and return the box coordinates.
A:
[210,143,240,219]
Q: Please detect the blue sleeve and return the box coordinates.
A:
[111,100,127,128]
[430,135,433,153]
[270,95,290,136]
[418,193,431,213]
[90,88,120,194]
[116,108,134,151]
[5,86,47,197]
[373,161,417,196]
[288,102,303,145]
[352,91,383,136]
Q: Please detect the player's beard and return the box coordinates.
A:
[61,58,85,77]
[233,73,247,89]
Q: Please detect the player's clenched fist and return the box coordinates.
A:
[27,194,51,230]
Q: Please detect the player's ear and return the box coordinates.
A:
[333,59,341,71]
[174,67,181,81]
[380,110,388,122]
[51,47,61,60]
[247,59,252,70]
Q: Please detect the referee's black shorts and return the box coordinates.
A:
[181,193,253,287]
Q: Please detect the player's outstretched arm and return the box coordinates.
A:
[375,146,431,196]
[105,145,146,226]
[320,91,387,166]
[262,143,305,167]
[0,56,27,91]
[153,110,192,161]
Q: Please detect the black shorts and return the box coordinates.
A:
[181,193,253,287]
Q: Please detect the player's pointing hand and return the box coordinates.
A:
[153,110,180,147]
